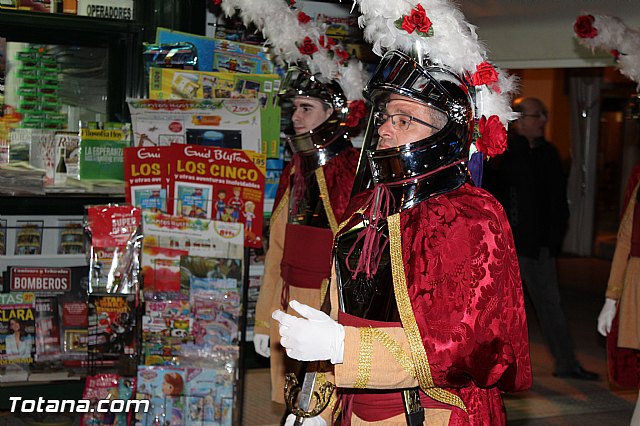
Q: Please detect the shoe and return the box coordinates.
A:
[553,366,599,381]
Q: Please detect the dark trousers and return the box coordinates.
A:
[518,248,578,373]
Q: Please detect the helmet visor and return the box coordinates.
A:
[365,50,468,119]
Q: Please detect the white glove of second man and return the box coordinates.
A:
[283,414,327,426]
[272,300,344,364]
[597,297,617,337]
[253,333,270,358]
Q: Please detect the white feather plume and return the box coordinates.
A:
[219,0,368,101]
[574,13,640,88]
[352,0,517,126]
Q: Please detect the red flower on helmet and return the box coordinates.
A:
[475,115,507,157]
[345,100,366,128]
[298,37,318,56]
[335,48,350,64]
[574,15,598,39]
[401,4,433,36]
[472,62,499,86]
[297,11,311,24]
[319,36,336,49]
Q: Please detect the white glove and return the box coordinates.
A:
[283,414,327,426]
[272,300,344,364]
[597,298,618,337]
[253,333,270,358]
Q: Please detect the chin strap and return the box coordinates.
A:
[346,184,394,280]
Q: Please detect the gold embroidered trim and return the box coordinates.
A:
[337,206,367,235]
[354,327,373,388]
[254,320,270,329]
[271,189,289,225]
[370,328,415,377]
[315,168,338,235]
[388,213,467,412]
[320,278,329,305]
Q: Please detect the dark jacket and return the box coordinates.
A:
[483,133,569,258]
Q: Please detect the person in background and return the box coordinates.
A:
[252,63,364,406]
[484,96,598,380]
[598,164,640,425]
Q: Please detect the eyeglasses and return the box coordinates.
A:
[373,112,441,131]
[521,111,547,120]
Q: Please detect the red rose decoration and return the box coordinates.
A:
[319,36,336,49]
[335,48,350,63]
[297,11,311,24]
[475,115,507,157]
[401,4,432,35]
[298,37,318,56]
[574,15,598,39]
[471,62,499,86]
[345,100,366,128]
[213,0,221,4]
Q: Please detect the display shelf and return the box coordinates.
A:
[0,194,125,216]
[0,8,144,121]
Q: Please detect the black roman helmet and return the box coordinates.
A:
[278,64,352,165]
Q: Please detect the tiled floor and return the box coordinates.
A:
[241,256,640,426]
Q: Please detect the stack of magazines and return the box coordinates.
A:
[0,162,45,195]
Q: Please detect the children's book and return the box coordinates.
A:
[136,365,187,426]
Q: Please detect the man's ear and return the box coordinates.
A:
[325,107,334,121]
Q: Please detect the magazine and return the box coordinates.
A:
[87,294,136,357]
[0,292,36,365]
[14,220,43,255]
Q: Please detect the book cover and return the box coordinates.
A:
[127,98,262,153]
[168,144,265,248]
[14,220,43,255]
[123,145,170,213]
[54,131,81,181]
[80,373,120,426]
[186,367,234,426]
[140,212,244,297]
[87,294,136,357]
[52,266,89,362]
[136,365,187,426]
[147,69,282,157]
[191,289,241,346]
[78,124,131,181]
[34,296,62,362]
[57,219,85,255]
[0,292,36,365]
[26,129,56,186]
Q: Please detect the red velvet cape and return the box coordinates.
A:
[272,147,360,225]
[338,183,532,425]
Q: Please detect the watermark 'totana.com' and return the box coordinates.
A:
[9,396,150,413]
